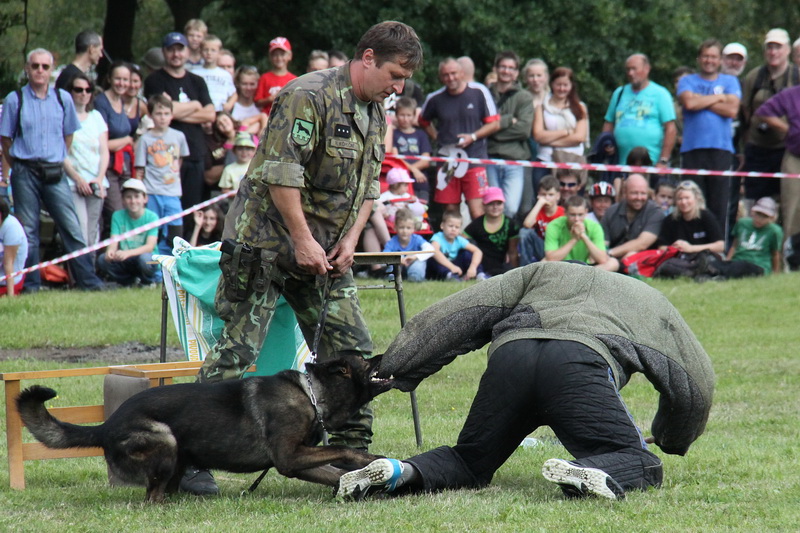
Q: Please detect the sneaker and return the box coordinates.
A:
[337,458,404,501]
[476,272,489,281]
[542,458,625,500]
[179,467,219,495]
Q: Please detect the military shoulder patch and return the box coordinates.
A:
[292,118,314,146]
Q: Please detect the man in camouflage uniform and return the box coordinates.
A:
[186,22,422,494]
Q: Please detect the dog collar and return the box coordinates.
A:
[303,372,327,432]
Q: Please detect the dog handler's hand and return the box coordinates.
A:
[327,236,357,278]
[294,235,333,275]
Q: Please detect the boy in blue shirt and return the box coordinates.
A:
[427,211,485,281]
[382,208,433,282]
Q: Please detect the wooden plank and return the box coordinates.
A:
[1,367,111,381]
[23,442,103,461]
[48,405,105,424]
[5,379,24,490]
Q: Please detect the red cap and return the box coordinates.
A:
[269,37,291,53]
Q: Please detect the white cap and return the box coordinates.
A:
[121,179,147,194]
[722,42,747,59]
[764,28,790,46]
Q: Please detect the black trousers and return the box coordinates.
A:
[682,149,733,244]
[406,339,663,493]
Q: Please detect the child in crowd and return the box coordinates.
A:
[699,197,784,279]
[428,211,485,281]
[654,178,676,216]
[382,208,434,282]
[219,132,256,193]
[390,96,431,202]
[195,34,236,111]
[227,66,269,135]
[255,37,296,115]
[519,175,564,264]
[183,19,207,71]
[544,195,618,271]
[586,181,616,223]
[463,187,520,277]
[379,168,427,228]
[190,204,225,247]
[0,198,27,297]
[97,179,159,286]
[134,95,190,255]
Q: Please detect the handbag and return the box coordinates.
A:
[36,162,64,185]
[622,246,680,278]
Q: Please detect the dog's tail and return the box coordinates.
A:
[16,385,104,450]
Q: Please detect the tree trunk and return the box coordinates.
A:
[164,0,214,32]
[102,0,137,63]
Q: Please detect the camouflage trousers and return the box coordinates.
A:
[198,268,375,449]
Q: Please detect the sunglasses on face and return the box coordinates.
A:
[71,87,92,94]
[29,63,51,71]
[560,181,578,188]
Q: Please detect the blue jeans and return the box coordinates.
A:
[518,228,544,265]
[147,194,183,256]
[486,163,524,219]
[11,162,103,290]
[97,252,157,285]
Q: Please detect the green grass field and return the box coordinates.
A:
[1,274,799,532]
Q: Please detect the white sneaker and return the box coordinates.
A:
[542,458,625,500]
[337,458,404,501]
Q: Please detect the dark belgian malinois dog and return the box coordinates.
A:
[16,354,391,503]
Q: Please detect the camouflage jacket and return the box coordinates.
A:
[225,64,386,275]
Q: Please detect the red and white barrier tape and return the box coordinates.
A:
[0,190,235,284]
[389,154,800,179]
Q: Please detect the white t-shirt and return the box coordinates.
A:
[0,214,28,286]
[194,66,236,111]
[231,101,261,122]
[67,110,110,190]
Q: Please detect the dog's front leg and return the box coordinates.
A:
[292,464,349,486]
[273,445,380,481]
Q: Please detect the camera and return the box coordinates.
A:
[757,122,770,133]
[90,182,102,197]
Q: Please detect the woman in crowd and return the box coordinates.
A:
[658,180,724,255]
[655,180,724,278]
[94,61,134,216]
[124,64,148,137]
[62,73,109,253]
[204,111,238,193]
[532,67,588,186]
[225,65,268,136]
[523,59,550,196]
[189,204,225,246]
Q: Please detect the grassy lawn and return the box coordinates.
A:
[1,273,799,532]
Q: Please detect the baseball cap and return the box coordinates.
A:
[764,28,790,46]
[233,132,256,149]
[269,37,292,53]
[589,181,616,198]
[751,197,777,217]
[386,168,414,185]
[722,42,747,59]
[121,179,147,194]
[482,186,505,204]
[163,32,189,48]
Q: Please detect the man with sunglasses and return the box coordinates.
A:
[0,49,105,292]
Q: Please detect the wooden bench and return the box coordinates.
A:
[2,361,253,490]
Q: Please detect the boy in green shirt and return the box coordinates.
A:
[97,179,160,286]
[544,196,618,271]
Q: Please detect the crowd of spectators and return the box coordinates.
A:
[1,22,798,294]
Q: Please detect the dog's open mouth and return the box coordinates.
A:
[369,368,394,388]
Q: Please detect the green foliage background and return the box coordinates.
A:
[2,0,800,132]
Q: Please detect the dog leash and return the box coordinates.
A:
[243,274,332,496]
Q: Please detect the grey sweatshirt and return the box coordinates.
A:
[379,262,715,456]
